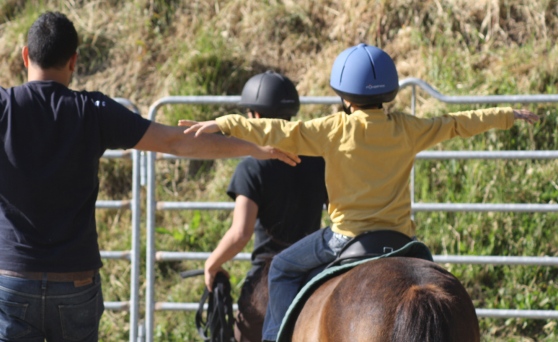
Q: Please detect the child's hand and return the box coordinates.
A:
[513,109,540,124]
[178,120,220,136]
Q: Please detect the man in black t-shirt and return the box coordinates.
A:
[0,12,298,342]
[200,72,328,342]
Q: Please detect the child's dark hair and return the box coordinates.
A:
[27,12,78,69]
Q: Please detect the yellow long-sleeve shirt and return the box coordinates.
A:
[216,107,515,238]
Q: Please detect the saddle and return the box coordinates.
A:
[328,230,413,268]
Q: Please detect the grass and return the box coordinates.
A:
[1,0,558,340]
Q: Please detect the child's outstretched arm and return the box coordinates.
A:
[410,107,540,153]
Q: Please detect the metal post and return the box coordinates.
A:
[114,98,142,342]
[145,149,156,342]
[410,85,417,221]
[129,148,141,342]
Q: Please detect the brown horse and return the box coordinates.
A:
[287,257,480,342]
[234,259,272,342]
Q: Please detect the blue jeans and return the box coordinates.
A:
[0,273,104,342]
[262,227,350,341]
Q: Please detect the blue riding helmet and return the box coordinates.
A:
[238,70,300,119]
[330,43,399,106]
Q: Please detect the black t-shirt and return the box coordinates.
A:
[0,81,151,272]
[227,156,327,264]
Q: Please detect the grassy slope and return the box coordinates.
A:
[1,0,557,341]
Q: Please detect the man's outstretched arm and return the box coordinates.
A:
[134,122,300,166]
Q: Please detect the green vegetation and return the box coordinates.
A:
[1,0,557,341]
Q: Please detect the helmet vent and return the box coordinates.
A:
[255,76,264,101]
[363,47,377,80]
[338,48,358,86]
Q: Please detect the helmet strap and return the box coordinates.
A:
[341,98,352,114]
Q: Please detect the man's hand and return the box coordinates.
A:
[178,119,300,166]
[513,109,540,124]
[179,120,220,136]
[253,145,301,166]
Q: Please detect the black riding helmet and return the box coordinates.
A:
[238,71,300,119]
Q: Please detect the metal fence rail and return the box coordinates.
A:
[144,78,558,342]
[96,98,142,342]
[153,252,558,319]
[154,251,558,266]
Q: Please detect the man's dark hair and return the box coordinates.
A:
[27,11,78,69]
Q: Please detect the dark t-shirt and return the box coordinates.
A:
[227,156,327,265]
[0,81,151,272]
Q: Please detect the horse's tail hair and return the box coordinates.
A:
[391,283,455,342]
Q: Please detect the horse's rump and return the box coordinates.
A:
[391,260,480,342]
[292,257,480,342]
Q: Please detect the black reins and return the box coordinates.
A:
[180,270,236,342]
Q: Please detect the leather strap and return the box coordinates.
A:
[0,269,98,282]
[195,272,235,342]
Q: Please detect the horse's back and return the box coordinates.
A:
[293,257,479,342]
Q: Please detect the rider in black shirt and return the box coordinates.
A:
[201,71,328,342]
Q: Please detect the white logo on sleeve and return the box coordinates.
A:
[94,100,107,107]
